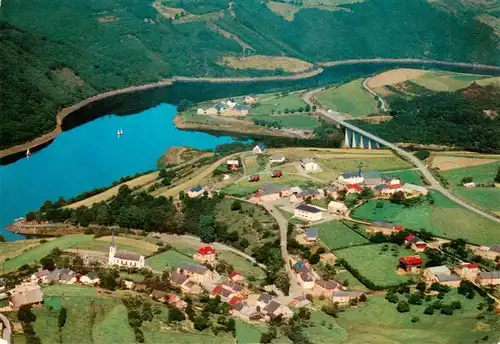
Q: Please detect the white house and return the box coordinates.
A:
[30,270,50,283]
[297,272,315,289]
[332,291,365,306]
[196,108,205,115]
[403,183,429,196]
[328,201,348,215]
[187,185,204,198]
[108,233,145,269]
[193,246,216,263]
[269,155,286,164]
[463,182,476,188]
[253,144,266,154]
[294,204,322,222]
[300,158,319,171]
[226,100,237,108]
[80,272,100,285]
[244,96,257,104]
[337,172,364,185]
[205,107,217,115]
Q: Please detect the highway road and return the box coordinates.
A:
[362,77,388,112]
[302,88,500,224]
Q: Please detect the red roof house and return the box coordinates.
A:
[394,225,404,231]
[399,255,423,273]
[194,246,216,263]
[389,184,402,189]
[229,271,246,283]
[405,234,415,243]
[228,296,244,306]
[346,184,363,192]
[460,263,478,269]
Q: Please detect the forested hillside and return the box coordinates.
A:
[0,0,498,149]
[354,84,500,153]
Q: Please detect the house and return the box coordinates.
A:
[248,174,260,182]
[108,233,145,269]
[80,272,100,285]
[257,293,274,309]
[332,291,365,306]
[170,270,189,289]
[233,105,249,115]
[253,144,266,154]
[294,204,322,222]
[328,201,348,215]
[151,289,168,302]
[398,255,423,273]
[244,96,257,104]
[229,272,246,283]
[182,280,202,294]
[290,188,322,203]
[381,183,403,195]
[434,274,462,287]
[367,222,403,235]
[253,183,286,202]
[187,185,204,198]
[56,269,77,284]
[269,155,286,164]
[424,265,451,281]
[364,177,383,188]
[305,228,318,243]
[300,158,319,171]
[193,246,216,263]
[228,296,244,307]
[403,183,429,196]
[289,295,311,308]
[124,280,135,289]
[205,107,218,115]
[263,301,283,319]
[272,170,283,178]
[222,279,245,297]
[313,279,343,297]
[166,293,187,309]
[212,285,234,301]
[474,245,500,261]
[454,263,479,279]
[293,261,309,274]
[9,284,43,309]
[298,271,315,289]
[476,271,500,286]
[177,262,213,282]
[232,302,262,321]
[196,108,205,115]
[338,172,364,185]
[215,104,224,112]
[226,100,237,109]
[324,186,339,199]
[346,184,363,194]
[30,270,50,283]
[227,159,240,170]
[405,235,427,253]
[463,182,476,188]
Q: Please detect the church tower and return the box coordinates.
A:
[108,231,117,265]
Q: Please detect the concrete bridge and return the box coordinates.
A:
[344,127,383,149]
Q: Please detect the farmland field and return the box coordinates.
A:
[218,251,266,280]
[413,71,487,91]
[250,113,319,129]
[0,239,46,258]
[452,188,500,212]
[315,220,370,250]
[335,243,415,287]
[352,191,500,244]
[304,311,347,343]
[431,155,498,171]
[380,169,424,185]
[221,55,312,72]
[66,236,158,256]
[315,79,377,117]
[334,271,370,292]
[441,161,500,185]
[337,292,499,344]
[146,249,195,271]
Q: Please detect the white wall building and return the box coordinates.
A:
[300,158,319,171]
[294,204,322,222]
[109,233,145,268]
[328,201,348,215]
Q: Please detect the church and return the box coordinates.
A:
[108,233,145,268]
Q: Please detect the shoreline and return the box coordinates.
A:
[0,68,322,163]
[317,58,500,70]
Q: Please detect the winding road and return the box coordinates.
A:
[302,88,500,224]
[362,77,388,112]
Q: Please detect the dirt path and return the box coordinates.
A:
[363,77,388,112]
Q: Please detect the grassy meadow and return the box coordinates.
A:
[218,251,266,280]
[412,71,488,91]
[334,243,415,287]
[314,220,370,250]
[380,169,425,185]
[315,79,378,117]
[222,174,315,197]
[146,249,195,271]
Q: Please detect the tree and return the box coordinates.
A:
[40,256,55,271]
[389,191,406,205]
[461,176,473,184]
[275,271,290,296]
[58,307,67,328]
[18,306,37,323]
[411,316,420,323]
[440,306,454,315]
[423,306,434,315]
[385,292,398,303]
[360,188,374,199]
[230,200,242,211]
[451,301,462,310]
[396,300,410,313]
[408,293,422,305]
[308,253,320,265]
[240,238,249,249]
[199,215,216,243]
[494,167,500,183]
[193,316,210,331]
[416,282,426,293]
[414,150,430,160]
[225,318,236,335]
[168,307,186,323]
[70,255,84,273]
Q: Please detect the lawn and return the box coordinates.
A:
[2,234,94,273]
[351,191,500,244]
[252,92,307,115]
[93,304,136,344]
[334,271,370,292]
[315,79,377,117]
[235,320,268,344]
[380,169,425,185]
[67,238,156,256]
[452,187,500,212]
[413,71,485,91]
[441,161,500,185]
[146,249,195,271]
[143,328,234,344]
[336,292,499,344]
[222,174,315,197]
[314,156,411,181]
[244,155,259,174]
[218,251,266,281]
[0,239,44,257]
[303,311,347,343]
[334,243,415,287]
[315,220,370,250]
[250,113,319,129]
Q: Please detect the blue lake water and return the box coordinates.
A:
[0,103,233,240]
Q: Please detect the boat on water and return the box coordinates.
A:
[26,149,31,158]
[117,129,124,136]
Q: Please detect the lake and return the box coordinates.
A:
[1,61,498,241]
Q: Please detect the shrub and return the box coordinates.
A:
[414,150,430,160]
[396,301,410,313]
[451,301,462,310]
[423,306,434,315]
[440,306,454,315]
[410,316,420,323]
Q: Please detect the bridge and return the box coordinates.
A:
[343,126,383,149]
[301,88,500,224]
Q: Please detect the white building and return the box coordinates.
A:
[187,185,204,198]
[205,108,217,115]
[328,201,348,215]
[338,172,364,184]
[403,183,429,196]
[269,155,286,164]
[294,204,322,222]
[109,233,145,268]
[80,272,100,285]
[253,144,266,154]
[463,182,476,188]
[300,158,319,171]
[196,108,205,115]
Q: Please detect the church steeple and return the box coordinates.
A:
[111,230,116,248]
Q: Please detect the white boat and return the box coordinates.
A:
[117,129,124,136]
[26,149,31,158]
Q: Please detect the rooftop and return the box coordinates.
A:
[189,186,203,192]
[427,265,450,275]
[435,274,461,283]
[314,279,339,290]
[306,228,318,238]
[295,204,321,213]
[399,255,423,266]
[179,261,208,274]
[114,251,142,261]
[332,290,364,298]
[478,271,500,279]
[197,246,216,255]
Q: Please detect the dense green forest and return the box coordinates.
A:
[354,84,500,153]
[0,0,498,149]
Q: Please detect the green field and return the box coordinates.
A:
[315,156,412,180]
[352,191,500,244]
[304,311,347,343]
[252,93,307,115]
[334,271,370,292]
[413,71,487,91]
[235,320,268,344]
[67,239,153,256]
[218,251,266,280]
[335,244,416,287]
[146,250,195,271]
[315,79,377,117]
[0,239,43,256]
[1,235,94,273]
[441,161,500,185]
[222,174,315,197]
[315,220,370,250]
[452,188,500,212]
[336,292,499,344]
[251,113,319,129]
[380,169,425,185]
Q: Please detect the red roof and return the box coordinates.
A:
[347,184,363,191]
[197,246,216,255]
[415,243,427,249]
[460,263,478,269]
[389,184,402,189]
[212,285,223,295]
[399,255,423,265]
[228,296,243,306]
[405,234,415,242]
[229,272,241,278]
[394,225,404,231]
